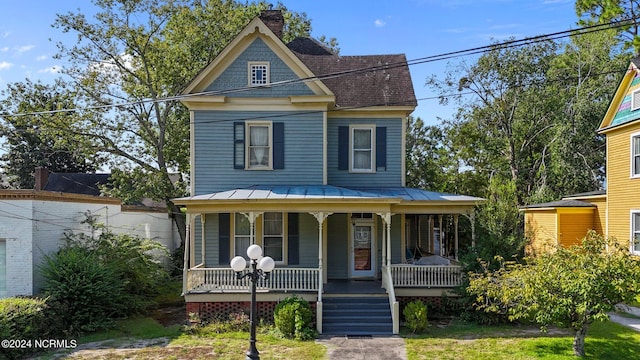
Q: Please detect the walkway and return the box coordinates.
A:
[317,335,407,360]
[609,304,640,332]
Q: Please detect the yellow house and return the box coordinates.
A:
[524,57,640,256]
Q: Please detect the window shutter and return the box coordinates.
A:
[273,122,284,169]
[219,213,230,264]
[376,126,387,170]
[338,126,349,170]
[287,213,299,265]
[234,122,245,169]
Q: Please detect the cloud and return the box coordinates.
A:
[0,47,8,52]
[0,62,14,70]
[37,65,61,74]
[17,45,34,53]
[374,19,386,28]
[36,55,47,61]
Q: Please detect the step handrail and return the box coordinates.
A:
[381,265,400,334]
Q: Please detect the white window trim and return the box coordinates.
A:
[248,61,270,86]
[349,124,376,173]
[631,211,640,256]
[245,121,273,170]
[262,212,286,264]
[631,131,640,178]
[632,88,640,111]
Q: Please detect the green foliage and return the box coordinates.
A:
[576,0,640,54]
[402,300,429,333]
[0,297,48,359]
[40,215,170,336]
[467,231,640,356]
[273,296,316,340]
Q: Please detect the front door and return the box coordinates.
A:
[351,222,375,277]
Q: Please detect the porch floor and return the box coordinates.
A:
[323,279,385,295]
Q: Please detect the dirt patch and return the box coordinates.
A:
[150,304,187,327]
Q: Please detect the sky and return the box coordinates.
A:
[0,0,579,124]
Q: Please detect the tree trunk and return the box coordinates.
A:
[573,325,588,357]
[169,201,186,248]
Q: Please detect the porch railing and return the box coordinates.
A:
[186,267,320,293]
[390,264,463,288]
[381,265,400,334]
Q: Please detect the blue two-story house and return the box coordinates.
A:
[175,10,482,335]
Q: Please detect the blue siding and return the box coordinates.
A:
[327,118,404,187]
[205,38,314,98]
[193,216,202,264]
[193,111,324,194]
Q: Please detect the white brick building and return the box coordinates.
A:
[0,190,179,298]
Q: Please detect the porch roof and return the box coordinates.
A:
[174,185,483,207]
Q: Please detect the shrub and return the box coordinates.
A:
[0,297,48,359]
[403,300,428,333]
[40,247,125,335]
[274,296,316,340]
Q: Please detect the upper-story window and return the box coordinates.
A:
[248,122,272,169]
[351,125,375,172]
[632,211,640,255]
[234,121,284,170]
[249,62,269,86]
[632,132,640,177]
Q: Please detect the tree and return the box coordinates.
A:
[576,0,640,54]
[50,0,323,244]
[468,231,640,357]
[0,79,102,189]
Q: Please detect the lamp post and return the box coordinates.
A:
[230,244,275,360]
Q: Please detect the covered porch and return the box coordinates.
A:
[174,185,481,334]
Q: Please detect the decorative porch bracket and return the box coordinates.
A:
[310,211,332,334]
[240,211,263,245]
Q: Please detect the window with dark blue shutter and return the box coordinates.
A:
[287,213,299,265]
[376,126,386,170]
[233,123,245,169]
[219,213,230,264]
[273,122,284,169]
[338,126,349,170]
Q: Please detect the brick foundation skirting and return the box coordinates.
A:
[186,301,317,324]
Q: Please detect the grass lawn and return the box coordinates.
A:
[405,319,640,360]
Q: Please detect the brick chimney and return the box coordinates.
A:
[259,9,284,39]
[34,167,49,190]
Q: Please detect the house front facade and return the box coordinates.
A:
[524,57,640,256]
[175,10,482,334]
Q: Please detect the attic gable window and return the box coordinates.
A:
[249,62,269,86]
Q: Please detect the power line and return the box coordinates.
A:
[0,15,636,120]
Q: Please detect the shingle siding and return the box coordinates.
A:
[206,38,314,98]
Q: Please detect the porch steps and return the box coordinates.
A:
[322,296,392,335]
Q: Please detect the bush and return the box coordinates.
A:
[273,296,316,340]
[40,247,124,335]
[0,297,48,359]
[403,300,428,333]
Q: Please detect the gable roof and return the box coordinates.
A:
[288,38,417,108]
[181,13,416,113]
[598,56,640,132]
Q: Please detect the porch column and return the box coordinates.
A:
[377,212,392,267]
[182,213,191,295]
[310,211,332,334]
[201,214,206,264]
[438,215,444,256]
[454,214,459,260]
[241,211,263,245]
